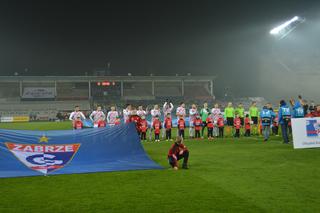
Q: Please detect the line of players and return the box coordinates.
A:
[67,102,271,141]
[68,98,320,143]
[68,102,230,141]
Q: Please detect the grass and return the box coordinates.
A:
[0,122,320,213]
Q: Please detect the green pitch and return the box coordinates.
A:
[0,122,319,213]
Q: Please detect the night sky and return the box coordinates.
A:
[0,0,319,98]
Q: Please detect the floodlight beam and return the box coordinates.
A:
[269,16,300,35]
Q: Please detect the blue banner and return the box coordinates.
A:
[0,123,162,178]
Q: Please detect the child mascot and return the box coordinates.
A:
[167,136,189,170]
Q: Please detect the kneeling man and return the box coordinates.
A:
[167,136,189,170]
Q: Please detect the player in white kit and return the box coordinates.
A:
[69,105,86,127]
[189,104,198,138]
[123,104,132,123]
[163,102,174,117]
[211,104,221,137]
[162,101,174,138]
[107,106,119,126]
[176,102,186,118]
[176,102,186,136]
[89,106,106,128]
[137,105,148,117]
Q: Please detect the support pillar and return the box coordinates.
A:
[19,81,23,97]
[152,81,155,96]
[88,80,91,99]
[181,80,184,96]
[120,81,124,97]
[54,81,57,98]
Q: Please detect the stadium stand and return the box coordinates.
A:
[154,82,182,97]
[0,100,90,120]
[0,75,215,121]
[123,82,154,100]
[184,81,213,102]
[56,82,89,100]
[0,82,20,100]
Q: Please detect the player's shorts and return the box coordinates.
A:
[251,116,258,125]
[226,117,234,126]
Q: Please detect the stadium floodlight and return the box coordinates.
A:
[270,16,299,35]
[270,16,305,40]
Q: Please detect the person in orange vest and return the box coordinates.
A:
[244,114,251,137]
[153,115,162,142]
[206,113,214,140]
[140,115,148,141]
[164,113,173,141]
[234,114,242,138]
[73,116,83,130]
[194,114,202,139]
[177,115,186,139]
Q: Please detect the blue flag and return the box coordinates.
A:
[0,123,162,178]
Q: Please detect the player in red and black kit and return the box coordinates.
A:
[244,114,251,137]
[272,114,279,136]
[313,105,320,117]
[98,118,107,128]
[167,136,189,170]
[206,113,214,140]
[194,115,202,139]
[140,116,148,141]
[153,115,162,142]
[73,116,83,130]
[177,116,186,139]
[164,114,173,141]
[234,114,241,138]
[217,114,224,138]
[129,109,141,135]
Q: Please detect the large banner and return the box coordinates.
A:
[22,87,55,99]
[0,123,162,178]
[291,117,320,149]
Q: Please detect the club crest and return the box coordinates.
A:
[306,119,320,137]
[5,143,81,174]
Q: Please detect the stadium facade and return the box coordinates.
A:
[0,75,215,120]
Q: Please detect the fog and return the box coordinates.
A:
[0,0,319,101]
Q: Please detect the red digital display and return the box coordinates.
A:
[96,81,115,86]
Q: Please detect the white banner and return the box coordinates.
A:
[22,87,55,99]
[0,116,13,123]
[291,117,320,149]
